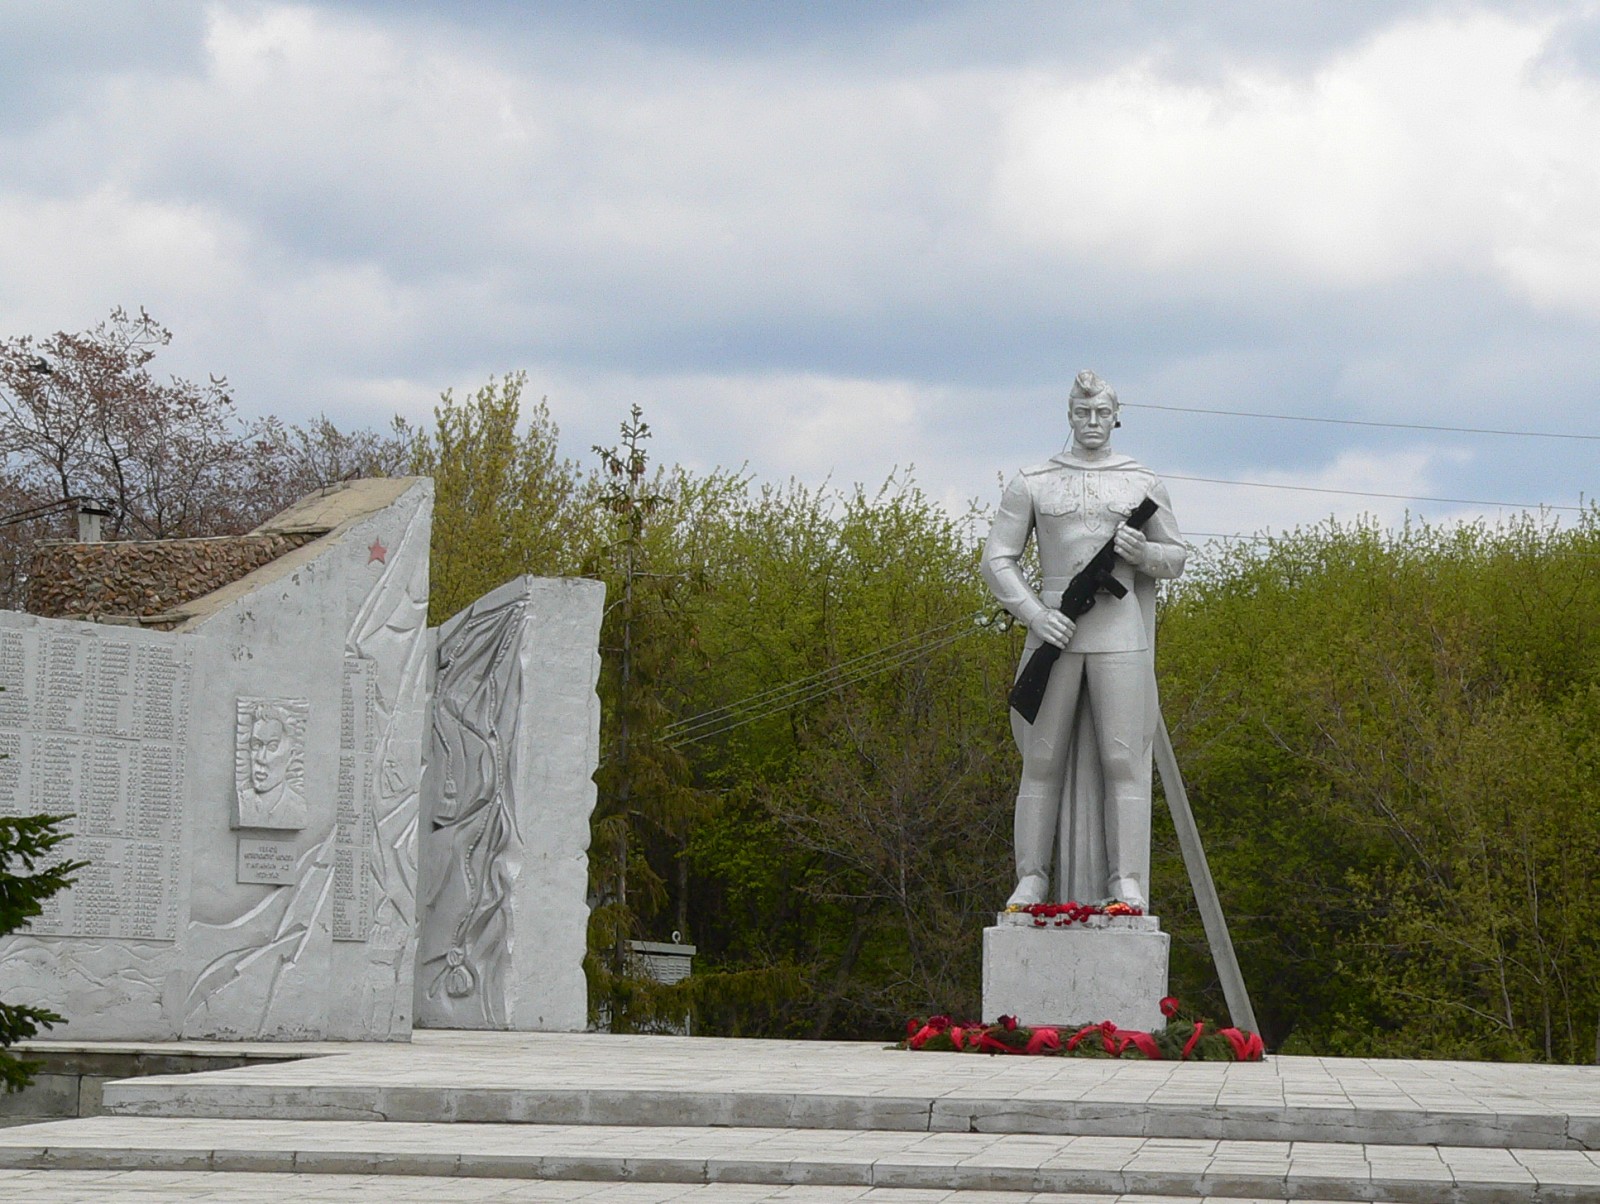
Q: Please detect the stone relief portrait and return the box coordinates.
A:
[234,697,310,831]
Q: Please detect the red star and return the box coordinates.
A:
[368,539,388,564]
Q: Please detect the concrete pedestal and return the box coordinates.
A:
[982,913,1169,1031]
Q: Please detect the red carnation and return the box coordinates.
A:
[1159,996,1180,1019]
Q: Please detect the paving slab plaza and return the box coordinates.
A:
[2,1030,1600,1202]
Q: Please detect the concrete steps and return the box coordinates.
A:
[98,1031,1600,1150]
[99,1074,1600,1150]
[5,1032,1600,1201]
[0,1171,1399,1204]
[7,1114,1597,1201]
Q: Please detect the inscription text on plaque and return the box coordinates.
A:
[0,629,192,941]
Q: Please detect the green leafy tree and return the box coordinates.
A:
[582,408,736,1029]
[1155,511,1600,1060]
[0,813,86,1091]
[411,372,579,624]
[667,475,1017,1035]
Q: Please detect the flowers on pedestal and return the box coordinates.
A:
[1004,900,1142,926]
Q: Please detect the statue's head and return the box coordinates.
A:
[248,702,299,794]
[1067,370,1119,450]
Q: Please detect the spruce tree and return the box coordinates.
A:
[0,813,85,1092]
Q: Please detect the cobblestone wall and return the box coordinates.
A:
[26,533,319,623]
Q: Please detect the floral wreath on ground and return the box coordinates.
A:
[901,995,1265,1063]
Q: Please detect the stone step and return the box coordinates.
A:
[0,1168,1398,1204]
[3,1115,1598,1202]
[98,1031,1600,1151]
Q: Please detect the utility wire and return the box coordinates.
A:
[670,626,977,748]
[1162,473,1584,514]
[1186,531,1600,560]
[1124,401,1600,442]
[662,614,960,739]
[662,614,972,739]
[668,625,981,748]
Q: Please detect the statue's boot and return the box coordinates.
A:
[1009,785,1057,906]
[1104,784,1152,911]
[1006,873,1049,908]
[1108,876,1148,911]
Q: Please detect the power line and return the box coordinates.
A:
[1183,532,1600,563]
[661,615,974,740]
[665,617,976,741]
[1124,401,1600,442]
[672,627,976,747]
[668,625,981,748]
[1163,473,1585,514]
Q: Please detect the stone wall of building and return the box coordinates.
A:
[26,534,321,623]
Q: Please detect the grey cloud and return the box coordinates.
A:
[318,0,1466,74]
[0,1,206,135]
[1,0,1595,546]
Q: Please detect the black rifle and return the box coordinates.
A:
[1007,495,1159,724]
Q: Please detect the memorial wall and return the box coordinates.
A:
[415,575,604,1033]
[0,477,433,1041]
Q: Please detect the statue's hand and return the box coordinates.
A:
[1031,610,1075,649]
[1113,524,1148,565]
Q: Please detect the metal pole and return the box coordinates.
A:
[1153,718,1259,1035]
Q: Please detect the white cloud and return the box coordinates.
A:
[992,11,1600,314]
[527,367,934,483]
[15,2,1600,343]
[1166,447,1484,542]
[0,186,250,335]
[0,0,1595,550]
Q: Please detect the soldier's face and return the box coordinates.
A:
[1069,396,1117,450]
[250,718,290,793]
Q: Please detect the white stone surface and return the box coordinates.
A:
[0,478,434,1042]
[0,1174,1248,1204]
[78,1029,1600,1150]
[415,575,604,1033]
[994,911,1161,932]
[2,1113,1596,1202]
[982,922,1169,1030]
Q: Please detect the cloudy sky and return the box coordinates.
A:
[2,0,1597,547]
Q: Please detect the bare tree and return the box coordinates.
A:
[0,307,414,608]
[0,307,257,539]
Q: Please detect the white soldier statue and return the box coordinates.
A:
[982,371,1186,911]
